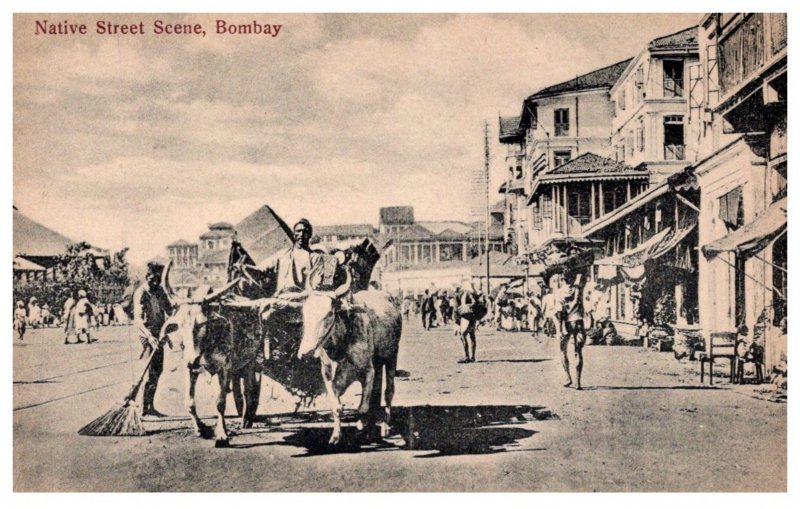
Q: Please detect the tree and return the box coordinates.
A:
[13,243,131,313]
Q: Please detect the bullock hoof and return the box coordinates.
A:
[241,419,253,429]
[379,422,391,438]
[214,438,230,448]
[328,433,341,446]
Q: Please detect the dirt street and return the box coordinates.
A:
[13,319,786,492]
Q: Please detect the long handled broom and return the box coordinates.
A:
[78,346,158,436]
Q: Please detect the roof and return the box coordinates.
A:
[526,59,633,101]
[649,26,699,52]
[199,230,234,240]
[380,206,415,225]
[490,200,505,214]
[208,222,234,230]
[198,249,229,265]
[547,153,640,176]
[469,251,526,277]
[13,208,75,257]
[417,221,472,235]
[234,205,294,265]
[499,115,523,142]
[13,256,46,271]
[167,239,196,248]
[314,224,376,238]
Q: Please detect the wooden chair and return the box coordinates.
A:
[699,331,737,385]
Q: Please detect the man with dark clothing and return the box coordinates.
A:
[420,289,434,330]
[561,273,587,390]
[133,261,174,417]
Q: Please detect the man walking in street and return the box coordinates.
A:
[133,261,174,417]
[420,289,433,330]
[561,273,587,390]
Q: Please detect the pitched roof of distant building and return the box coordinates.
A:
[417,221,472,235]
[380,206,415,225]
[526,58,633,101]
[167,239,196,248]
[208,222,234,230]
[198,249,229,265]
[13,208,75,257]
[314,224,376,238]
[649,26,699,51]
[199,229,234,240]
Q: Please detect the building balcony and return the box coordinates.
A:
[664,144,686,161]
[717,13,787,107]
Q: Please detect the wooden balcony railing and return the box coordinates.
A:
[718,13,787,99]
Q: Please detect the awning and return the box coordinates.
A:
[702,198,787,259]
[596,223,696,269]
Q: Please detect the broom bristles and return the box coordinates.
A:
[78,401,146,436]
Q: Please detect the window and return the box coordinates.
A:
[619,140,626,161]
[637,118,645,152]
[568,190,591,225]
[515,165,523,179]
[627,131,634,157]
[532,200,543,229]
[553,150,571,168]
[554,108,569,137]
[635,66,645,102]
[542,194,553,219]
[207,241,214,249]
[664,115,685,160]
[718,186,744,229]
[663,60,684,98]
[619,88,627,110]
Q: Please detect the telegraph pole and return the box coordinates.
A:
[484,121,491,293]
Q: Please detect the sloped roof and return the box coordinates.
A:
[13,208,74,257]
[235,205,294,265]
[417,221,472,235]
[491,200,506,214]
[390,223,435,240]
[545,152,642,176]
[208,222,234,230]
[469,251,526,277]
[198,249,228,264]
[199,229,233,240]
[167,239,196,248]
[380,206,415,225]
[526,58,633,101]
[314,224,376,238]
[649,26,699,51]
[499,115,523,142]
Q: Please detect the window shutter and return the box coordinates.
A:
[688,63,704,121]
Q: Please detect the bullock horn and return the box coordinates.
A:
[194,278,243,304]
[333,269,352,298]
[161,260,179,306]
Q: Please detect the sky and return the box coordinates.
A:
[14,13,702,264]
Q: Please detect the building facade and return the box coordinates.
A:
[692,13,787,371]
[610,27,701,181]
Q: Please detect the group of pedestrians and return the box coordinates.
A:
[402,283,488,363]
[13,289,131,343]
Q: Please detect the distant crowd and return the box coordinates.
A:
[13,291,131,343]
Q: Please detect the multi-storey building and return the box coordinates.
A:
[609,26,701,181]
[499,58,650,262]
[691,13,787,372]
